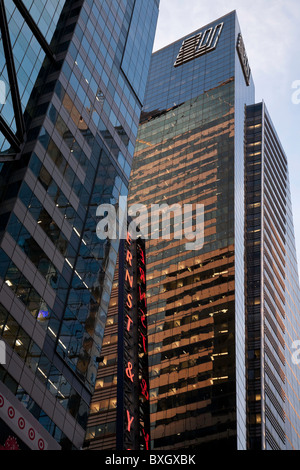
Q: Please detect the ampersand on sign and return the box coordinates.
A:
[141,379,149,400]
[126,362,134,382]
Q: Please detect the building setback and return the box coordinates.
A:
[128,11,300,450]
[0,0,159,450]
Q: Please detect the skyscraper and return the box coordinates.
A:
[245,102,300,450]
[128,10,300,450]
[0,0,159,450]
[0,0,66,158]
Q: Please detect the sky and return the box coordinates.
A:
[153,0,300,267]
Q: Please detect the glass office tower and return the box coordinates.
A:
[0,0,159,450]
[245,102,300,450]
[129,10,300,450]
[0,0,66,158]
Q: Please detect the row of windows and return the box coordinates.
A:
[0,0,65,152]
[90,398,117,415]
[0,247,56,329]
[71,3,138,153]
[28,153,84,235]
[6,213,68,303]
[0,302,89,430]
[38,127,91,204]
[85,421,116,441]
[47,103,91,175]
[0,365,72,449]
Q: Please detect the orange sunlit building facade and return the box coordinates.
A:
[128,11,300,451]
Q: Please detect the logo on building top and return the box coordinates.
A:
[236,33,251,86]
[174,23,224,67]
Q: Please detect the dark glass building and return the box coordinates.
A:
[128,10,300,450]
[0,0,159,450]
[0,0,66,158]
[245,102,300,450]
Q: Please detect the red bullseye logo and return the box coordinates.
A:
[18,417,25,430]
[28,428,35,441]
[0,394,4,407]
[38,439,45,450]
[8,406,15,419]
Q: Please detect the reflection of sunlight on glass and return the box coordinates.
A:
[37,309,50,321]
[0,81,6,105]
[0,340,6,365]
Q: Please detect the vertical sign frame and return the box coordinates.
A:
[116,232,150,450]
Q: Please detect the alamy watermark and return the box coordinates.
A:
[291,80,300,104]
[292,340,300,365]
[0,80,6,105]
[96,196,205,251]
[0,340,6,365]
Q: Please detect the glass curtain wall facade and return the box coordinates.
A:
[128,11,255,450]
[245,103,300,450]
[84,254,120,450]
[0,0,159,450]
[0,0,65,158]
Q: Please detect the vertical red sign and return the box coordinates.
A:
[122,233,150,450]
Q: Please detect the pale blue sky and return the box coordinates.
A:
[153,0,300,267]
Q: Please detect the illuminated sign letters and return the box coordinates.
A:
[126,410,134,432]
[174,23,224,67]
[126,294,133,309]
[126,362,134,383]
[142,429,150,451]
[119,232,150,451]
